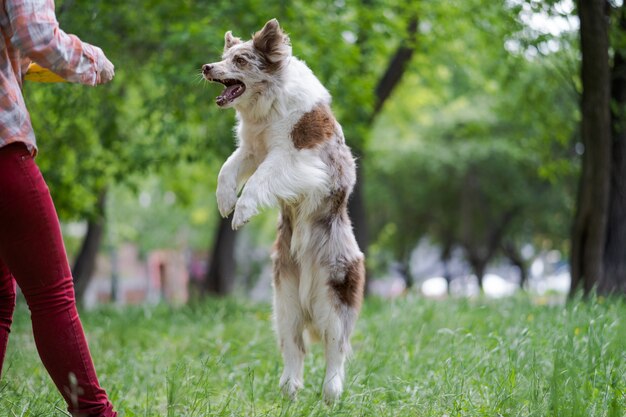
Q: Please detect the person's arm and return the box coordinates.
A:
[6,0,113,85]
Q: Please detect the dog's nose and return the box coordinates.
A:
[202,64,212,75]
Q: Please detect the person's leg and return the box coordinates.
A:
[0,258,17,378]
[0,143,116,417]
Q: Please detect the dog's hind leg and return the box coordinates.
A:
[307,280,349,403]
[272,212,305,398]
[321,310,347,403]
[320,256,365,403]
[274,275,305,398]
[310,292,359,403]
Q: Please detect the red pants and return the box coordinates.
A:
[0,142,116,417]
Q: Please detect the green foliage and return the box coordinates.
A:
[107,175,216,254]
[20,0,581,266]
[24,0,416,224]
[2,296,624,416]
[364,0,579,270]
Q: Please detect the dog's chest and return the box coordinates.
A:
[238,123,267,161]
[239,120,292,158]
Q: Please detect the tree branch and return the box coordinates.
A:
[371,16,418,120]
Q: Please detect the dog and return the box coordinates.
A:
[202,18,365,403]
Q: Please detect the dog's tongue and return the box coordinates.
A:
[217,84,245,106]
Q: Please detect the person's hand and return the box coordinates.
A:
[98,57,115,84]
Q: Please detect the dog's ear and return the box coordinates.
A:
[253,19,292,66]
[224,31,241,52]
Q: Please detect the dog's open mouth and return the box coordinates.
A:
[208,78,246,106]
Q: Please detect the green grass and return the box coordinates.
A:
[1,294,625,416]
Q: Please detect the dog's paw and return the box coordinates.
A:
[216,187,237,218]
[231,198,257,230]
[322,375,343,404]
[279,375,303,400]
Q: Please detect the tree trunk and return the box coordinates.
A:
[398,251,413,289]
[502,241,528,289]
[348,160,369,255]
[602,5,626,294]
[570,0,612,296]
[441,241,453,294]
[350,15,418,292]
[372,17,418,117]
[472,261,486,290]
[72,190,106,303]
[459,166,518,291]
[203,214,237,295]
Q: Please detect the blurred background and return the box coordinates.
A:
[23,0,624,308]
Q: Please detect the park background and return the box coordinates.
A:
[2,0,626,416]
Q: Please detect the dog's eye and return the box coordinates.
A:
[234,56,247,66]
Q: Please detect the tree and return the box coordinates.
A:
[204,215,237,295]
[364,1,578,288]
[71,190,107,300]
[570,0,621,296]
[366,129,566,289]
[26,0,237,300]
[602,4,626,293]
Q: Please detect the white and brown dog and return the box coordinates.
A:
[202,19,365,403]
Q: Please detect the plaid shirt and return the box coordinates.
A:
[0,0,106,155]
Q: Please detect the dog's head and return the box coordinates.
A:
[202,19,292,108]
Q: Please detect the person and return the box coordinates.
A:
[0,0,117,416]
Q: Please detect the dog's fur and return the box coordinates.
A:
[203,19,365,402]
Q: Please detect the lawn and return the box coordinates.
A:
[1,294,625,416]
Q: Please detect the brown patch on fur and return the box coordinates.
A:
[272,211,295,287]
[330,188,347,214]
[329,258,365,310]
[252,19,290,73]
[314,192,349,235]
[291,105,336,150]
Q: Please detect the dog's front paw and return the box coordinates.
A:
[231,198,257,230]
[216,187,237,218]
